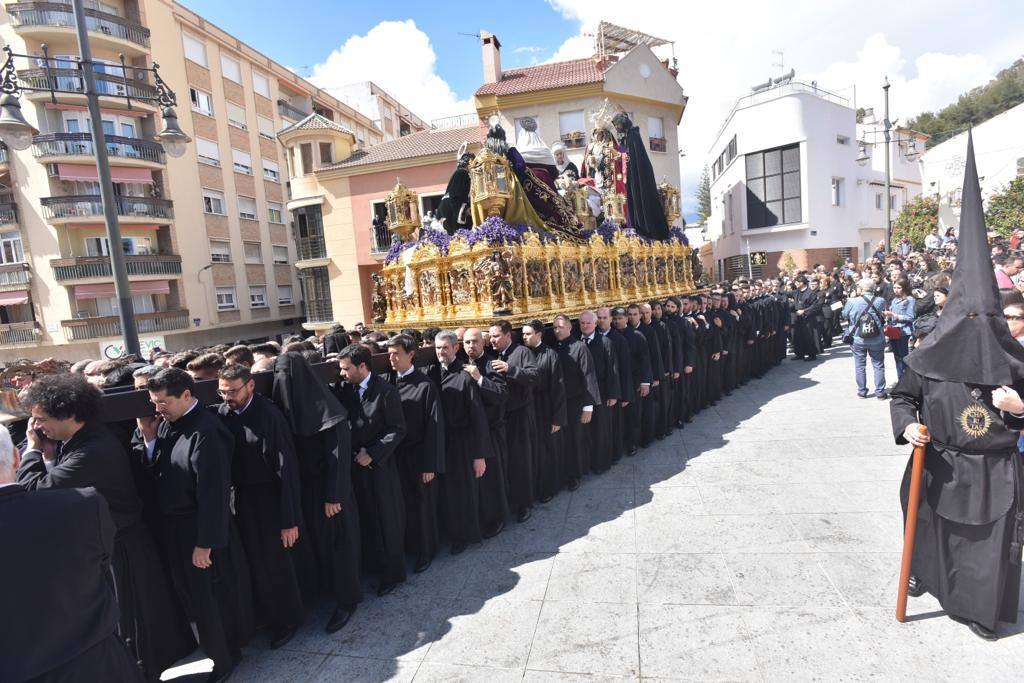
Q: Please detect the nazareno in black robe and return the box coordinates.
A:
[218,394,305,635]
[495,343,539,510]
[553,336,601,484]
[891,370,1024,630]
[529,342,567,502]
[468,351,510,531]
[272,352,362,610]
[427,359,493,545]
[584,333,620,474]
[17,422,195,681]
[612,112,669,240]
[386,368,445,562]
[602,327,632,463]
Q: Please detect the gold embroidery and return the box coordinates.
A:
[959,404,993,438]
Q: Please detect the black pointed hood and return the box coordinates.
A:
[905,131,1024,385]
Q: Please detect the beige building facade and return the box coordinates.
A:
[0,0,385,361]
[333,81,429,142]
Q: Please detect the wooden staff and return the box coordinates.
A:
[896,423,929,623]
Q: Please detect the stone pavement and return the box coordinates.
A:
[164,345,1024,682]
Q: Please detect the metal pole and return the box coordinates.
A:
[71,0,140,356]
[883,77,892,255]
[745,239,753,279]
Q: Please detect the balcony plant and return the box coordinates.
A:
[560,130,586,149]
[649,136,667,153]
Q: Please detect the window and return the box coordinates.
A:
[745,143,801,228]
[226,102,247,130]
[272,244,289,263]
[263,159,280,182]
[232,148,252,175]
[196,137,220,165]
[252,71,270,98]
[202,189,225,215]
[243,241,262,263]
[558,110,586,148]
[257,116,275,139]
[85,236,140,256]
[648,116,666,152]
[267,202,284,224]
[831,177,843,207]
[836,135,849,145]
[875,193,883,210]
[0,234,25,264]
[189,87,213,116]
[318,142,333,166]
[249,286,267,308]
[220,54,241,83]
[299,143,313,175]
[711,135,737,179]
[216,287,237,311]
[277,285,293,305]
[182,32,207,67]
[209,240,231,262]
[237,196,257,220]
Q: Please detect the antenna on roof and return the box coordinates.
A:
[458,32,481,39]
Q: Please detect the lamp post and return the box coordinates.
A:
[0,2,189,357]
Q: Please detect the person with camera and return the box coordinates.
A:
[842,279,889,399]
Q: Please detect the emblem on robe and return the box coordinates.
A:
[959,403,993,438]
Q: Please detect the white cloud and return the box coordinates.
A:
[512,46,544,54]
[308,20,474,124]
[544,0,1009,220]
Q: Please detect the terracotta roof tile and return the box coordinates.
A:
[326,124,484,170]
[475,58,603,97]
[279,112,354,136]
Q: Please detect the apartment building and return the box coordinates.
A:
[0,0,384,361]
[334,81,428,142]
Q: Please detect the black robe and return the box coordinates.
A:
[664,314,689,425]
[637,321,663,446]
[554,336,601,484]
[387,368,445,561]
[618,121,669,240]
[602,327,632,463]
[584,333,620,473]
[337,375,407,586]
[151,404,253,672]
[791,287,821,358]
[272,352,362,610]
[428,359,493,545]
[651,316,676,436]
[437,161,472,235]
[17,422,194,681]
[468,351,511,530]
[890,369,1024,631]
[496,342,539,509]
[218,394,305,635]
[529,343,567,502]
[619,325,653,455]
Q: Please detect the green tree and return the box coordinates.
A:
[696,166,711,222]
[986,176,1024,237]
[893,195,939,247]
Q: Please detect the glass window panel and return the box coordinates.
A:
[748,177,765,202]
[745,153,763,178]
[784,198,802,224]
[252,72,271,98]
[765,201,783,226]
[221,54,241,83]
[257,116,275,138]
[764,174,783,201]
[763,149,781,175]
[782,145,800,172]
[782,171,800,198]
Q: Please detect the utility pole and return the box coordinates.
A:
[883,77,892,255]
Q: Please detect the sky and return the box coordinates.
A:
[181,0,1023,219]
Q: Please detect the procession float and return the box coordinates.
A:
[370,103,702,330]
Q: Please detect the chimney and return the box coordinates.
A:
[481,30,502,84]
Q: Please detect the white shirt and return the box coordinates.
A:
[233,394,254,416]
[358,374,372,399]
[399,366,416,379]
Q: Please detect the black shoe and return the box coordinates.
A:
[325,606,354,634]
[377,580,400,597]
[906,575,926,598]
[517,507,532,523]
[482,521,504,539]
[877,393,889,400]
[207,664,235,683]
[804,356,816,361]
[450,541,468,555]
[858,393,869,399]
[413,555,433,573]
[270,625,298,650]
[567,478,580,491]
[949,614,999,641]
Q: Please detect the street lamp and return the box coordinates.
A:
[0,0,190,357]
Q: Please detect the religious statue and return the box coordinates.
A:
[475,250,514,315]
[581,127,620,196]
[371,272,387,323]
[612,111,669,240]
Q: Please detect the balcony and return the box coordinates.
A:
[61,309,190,341]
[0,322,40,346]
[41,195,173,223]
[7,2,151,55]
[19,68,160,111]
[296,235,327,262]
[304,299,334,325]
[50,253,182,282]
[277,99,310,123]
[0,202,16,227]
[370,222,391,255]
[0,144,7,167]
[33,133,165,167]
[0,263,32,291]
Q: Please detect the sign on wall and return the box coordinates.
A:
[749,251,768,267]
[100,336,166,360]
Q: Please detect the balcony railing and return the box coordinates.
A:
[41,195,174,221]
[277,99,309,122]
[0,322,40,345]
[371,222,392,254]
[62,309,189,340]
[19,67,160,102]
[50,254,182,281]
[0,202,16,225]
[33,132,165,164]
[7,2,151,48]
[304,299,334,324]
[0,263,31,288]
[296,235,327,261]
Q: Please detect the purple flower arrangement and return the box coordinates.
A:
[669,226,690,246]
[384,239,416,265]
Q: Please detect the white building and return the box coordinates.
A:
[705,78,925,280]
[920,101,1024,234]
[332,82,428,142]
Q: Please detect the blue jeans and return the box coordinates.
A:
[890,335,910,379]
[852,341,886,396]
